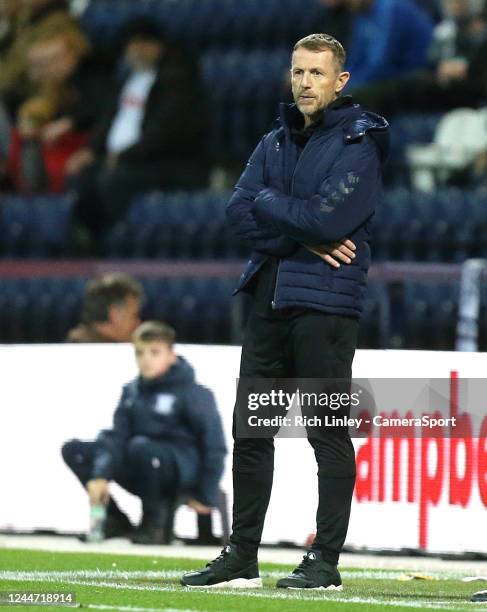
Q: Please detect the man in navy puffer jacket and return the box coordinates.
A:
[182,33,388,590]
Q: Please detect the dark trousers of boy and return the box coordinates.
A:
[62,436,179,521]
[231,305,358,565]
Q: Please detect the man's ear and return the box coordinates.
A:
[336,71,350,94]
[108,303,121,325]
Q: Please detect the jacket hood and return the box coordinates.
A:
[345,110,390,165]
[277,97,389,163]
[138,355,195,389]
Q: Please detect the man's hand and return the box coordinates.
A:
[305,239,356,268]
[187,498,212,515]
[436,58,468,85]
[65,148,95,177]
[42,117,73,143]
[86,478,109,506]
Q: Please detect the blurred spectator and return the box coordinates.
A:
[69,0,90,16]
[26,29,111,138]
[5,28,112,193]
[340,0,434,88]
[7,94,87,193]
[354,0,487,115]
[0,100,11,181]
[62,320,227,544]
[66,18,210,240]
[67,273,143,343]
[0,0,81,114]
[415,0,443,21]
[0,0,21,58]
[429,0,487,82]
[0,0,24,166]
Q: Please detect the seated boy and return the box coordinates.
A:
[62,320,227,544]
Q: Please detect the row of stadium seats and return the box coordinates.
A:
[81,0,325,52]
[373,187,487,262]
[2,188,485,262]
[388,283,459,351]
[0,276,394,349]
[0,277,237,345]
[0,194,73,258]
[1,275,484,351]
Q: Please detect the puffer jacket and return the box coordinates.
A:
[226,96,389,318]
[92,357,226,507]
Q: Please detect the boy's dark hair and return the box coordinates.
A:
[133,321,176,346]
[293,33,346,72]
[82,273,143,324]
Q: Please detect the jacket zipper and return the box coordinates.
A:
[271,262,281,309]
[272,133,317,310]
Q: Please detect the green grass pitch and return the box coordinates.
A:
[0,548,481,611]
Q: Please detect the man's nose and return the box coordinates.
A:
[301,72,312,88]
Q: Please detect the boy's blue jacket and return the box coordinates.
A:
[226,97,389,317]
[92,357,226,507]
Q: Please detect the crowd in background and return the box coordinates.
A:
[0,0,486,250]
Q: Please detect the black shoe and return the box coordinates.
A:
[276,551,343,590]
[181,544,262,588]
[130,516,166,545]
[471,590,487,602]
[104,513,134,539]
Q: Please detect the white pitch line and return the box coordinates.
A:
[0,570,473,611]
[86,606,205,612]
[4,575,471,612]
[0,568,465,582]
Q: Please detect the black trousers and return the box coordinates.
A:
[62,436,179,520]
[231,307,358,565]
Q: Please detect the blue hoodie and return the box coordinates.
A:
[92,357,227,507]
[347,0,434,88]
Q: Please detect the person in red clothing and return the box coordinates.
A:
[7,27,109,194]
[7,95,87,193]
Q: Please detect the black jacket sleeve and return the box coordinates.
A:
[182,385,227,507]
[91,385,133,480]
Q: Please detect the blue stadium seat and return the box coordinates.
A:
[0,195,74,257]
[201,50,290,160]
[104,191,245,259]
[358,281,390,349]
[397,282,459,350]
[372,187,413,261]
[81,0,324,52]
[0,275,238,344]
[388,114,441,164]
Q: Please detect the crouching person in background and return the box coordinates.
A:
[62,320,227,544]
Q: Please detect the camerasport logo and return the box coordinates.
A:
[354,372,487,549]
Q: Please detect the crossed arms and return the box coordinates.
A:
[226,133,380,266]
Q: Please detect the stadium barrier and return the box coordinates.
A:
[0,342,485,554]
